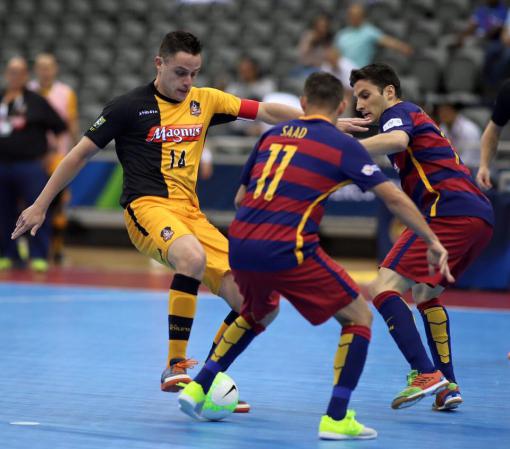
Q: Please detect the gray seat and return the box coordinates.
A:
[378,20,408,40]
[119,20,146,42]
[61,19,88,43]
[367,1,399,26]
[462,106,491,129]
[400,75,422,104]
[55,46,84,73]
[374,49,411,76]
[409,48,447,94]
[444,47,483,94]
[407,20,442,49]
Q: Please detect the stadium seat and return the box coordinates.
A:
[444,47,483,94]
[374,49,411,76]
[399,75,422,104]
[378,19,408,40]
[462,106,491,129]
[407,20,442,49]
[366,0,400,26]
[409,48,447,94]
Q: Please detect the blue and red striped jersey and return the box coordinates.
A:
[228,115,388,271]
[379,101,494,225]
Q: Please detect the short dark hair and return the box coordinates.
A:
[349,63,402,98]
[159,31,202,58]
[303,72,344,110]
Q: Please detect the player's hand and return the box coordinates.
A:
[426,239,455,283]
[234,185,247,210]
[476,166,493,190]
[11,204,47,240]
[336,117,372,136]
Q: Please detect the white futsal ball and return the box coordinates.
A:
[200,372,239,421]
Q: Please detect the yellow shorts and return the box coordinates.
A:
[124,196,230,295]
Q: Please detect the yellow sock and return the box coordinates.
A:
[167,274,200,366]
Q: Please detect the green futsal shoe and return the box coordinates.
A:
[30,258,49,273]
[178,381,206,420]
[0,258,13,270]
[391,369,449,409]
[318,410,377,440]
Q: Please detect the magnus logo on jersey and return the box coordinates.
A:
[160,226,174,242]
[146,124,203,143]
[190,100,201,116]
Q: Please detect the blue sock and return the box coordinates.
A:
[418,298,456,382]
[327,325,370,420]
[373,291,435,373]
[194,316,258,393]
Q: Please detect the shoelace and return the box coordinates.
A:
[410,372,437,387]
[172,358,199,371]
[406,370,418,386]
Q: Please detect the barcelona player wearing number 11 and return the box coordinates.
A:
[178,72,453,439]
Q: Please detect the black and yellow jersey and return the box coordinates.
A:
[85,82,259,207]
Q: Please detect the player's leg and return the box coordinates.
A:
[273,248,376,439]
[204,273,243,361]
[17,160,51,271]
[413,283,462,411]
[124,198,206,391]
[0,163,18,268]
[371,234,448,409]
[178,270,278,419]
[189,212,245,361]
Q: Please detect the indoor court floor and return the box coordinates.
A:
[1,277,509,449]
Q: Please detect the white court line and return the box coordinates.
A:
[10,421,40,426]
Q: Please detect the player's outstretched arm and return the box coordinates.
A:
[477,120,501,190]
[358,130,409,156]
[256,102,302,125]
[372,181,455,283]
[11,136,100,239]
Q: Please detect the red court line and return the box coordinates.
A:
[1,267,508,309]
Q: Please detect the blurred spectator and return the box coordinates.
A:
[477,78,510,190]
[0,57,66,272]
[29,53,79,264]
[333,3,413,68]
[225,56,275,101]
[437,102,482,170]
[297,14,335,74]
[225,56,276,136]
[321,46,358,114]
[457,0,509,90]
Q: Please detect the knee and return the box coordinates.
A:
[167,246,206,278]
[352,296,374,328]
[367,279,383,300]
[357,304,373,328]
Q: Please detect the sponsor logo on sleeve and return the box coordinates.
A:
[146,124,203,143]
[190,100,201,116]
[361,164,381,176]
[89,116,106,131]
[382,118,403,132]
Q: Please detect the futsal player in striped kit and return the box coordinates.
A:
[178,72,453,440]
[350,63,494,411]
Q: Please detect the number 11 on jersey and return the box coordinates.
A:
[253,143,298,201]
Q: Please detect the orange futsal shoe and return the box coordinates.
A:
[391,370,449,409]
[433,382,463,411]
[161,358,198,392]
